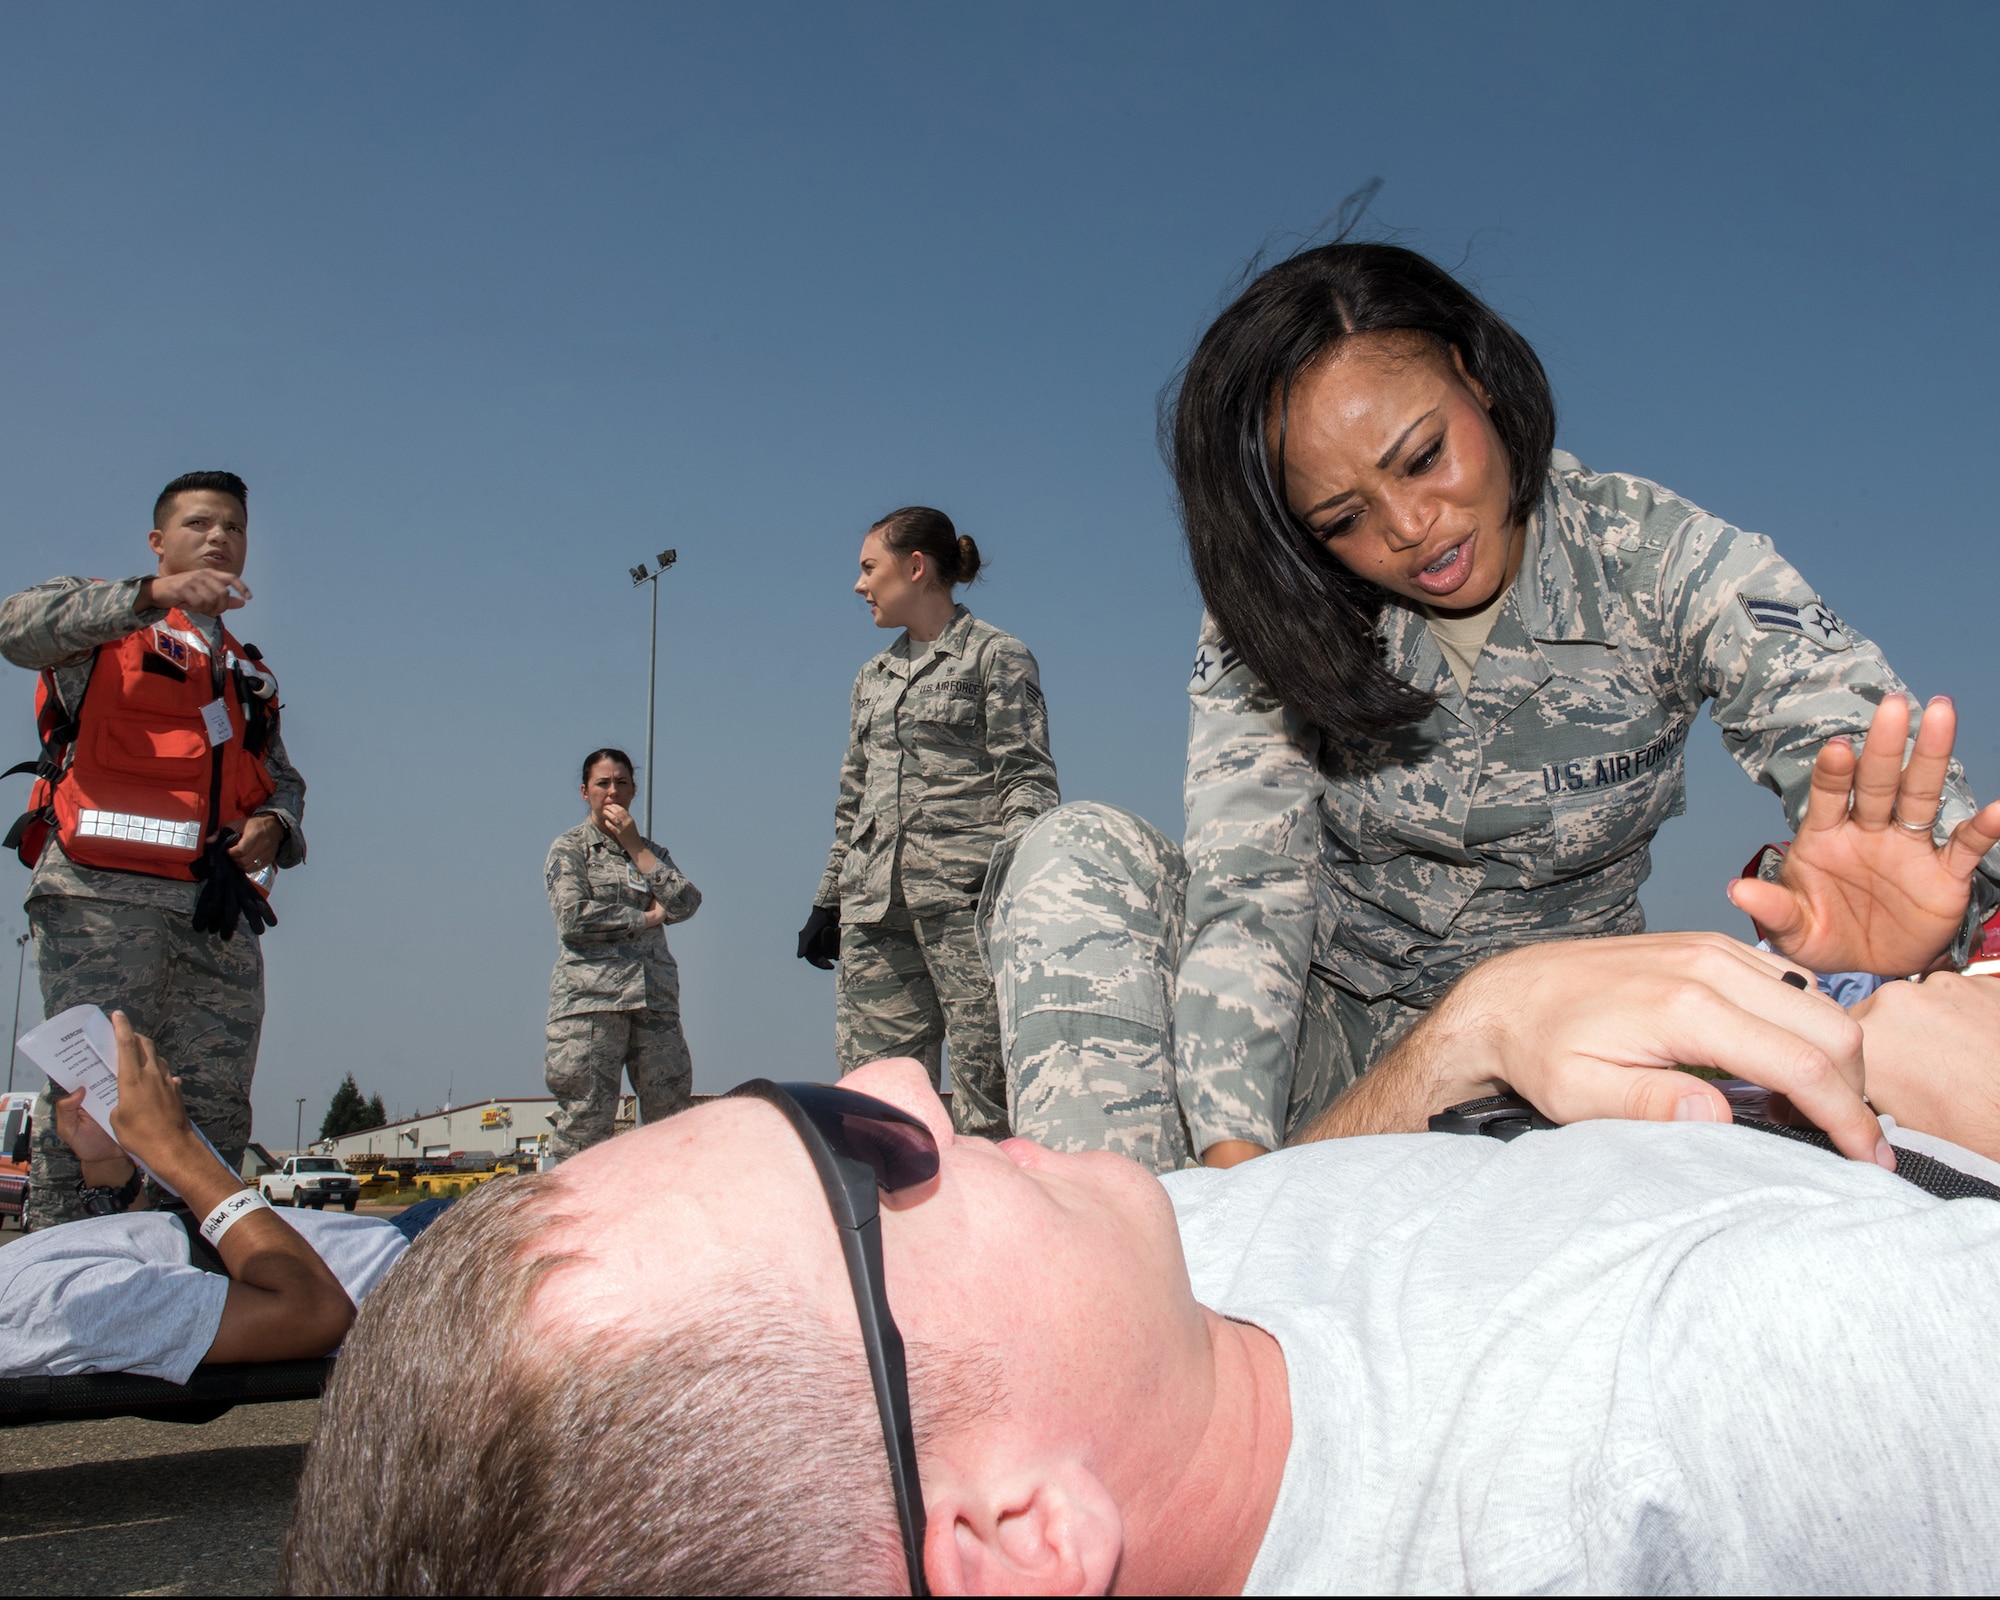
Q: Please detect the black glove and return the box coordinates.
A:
[796,904,840,969]
[190,830,277,942]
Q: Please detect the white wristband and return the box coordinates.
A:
[199,1187,270,1247]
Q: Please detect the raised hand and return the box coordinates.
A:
[142,568,251,615]
[1729,696,2000,977]
[105,1011,198,1164]
[597,800,643,854]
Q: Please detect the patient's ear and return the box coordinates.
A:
[923,1462,1122,1596]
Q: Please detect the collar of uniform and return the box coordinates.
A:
[578,822,627,857]
[882,603,973,678]
[925,603,975,660]
[1515,457,1612,646]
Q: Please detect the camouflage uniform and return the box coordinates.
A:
[983,452,2000,1170]
[543,820,701,1162]
[1,576,306,1226]
[817,604,1058,1139]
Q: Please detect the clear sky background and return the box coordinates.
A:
[2,2,1994,1143]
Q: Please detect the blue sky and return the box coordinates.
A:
[2,2,1995,1141]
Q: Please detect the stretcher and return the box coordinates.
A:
[0,1357,332,1428]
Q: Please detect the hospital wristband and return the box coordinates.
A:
[199,1187,270,1247]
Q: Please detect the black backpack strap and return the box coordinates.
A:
[1732,1116,2000,1203]
[1429,1093,2000,1203]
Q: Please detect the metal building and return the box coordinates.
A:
[315,1097,561,1163]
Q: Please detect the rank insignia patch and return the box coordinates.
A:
[1188,642,1240,693]
[1738,595,1849,651]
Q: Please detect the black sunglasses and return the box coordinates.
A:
[725,1079,940,1596]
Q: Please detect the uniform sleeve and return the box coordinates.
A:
[642,844,702,925]
[0,576,165,671]
[256,725,308,869]
[546,836,645,945]
[814,670,870,909]
[982,638,1060,837]
[1174,616,1326,1154]
[1662,517,1999,960]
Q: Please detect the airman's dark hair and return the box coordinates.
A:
[871,506,981,587]
[154,470,248,527]
[1168,242,1555,738]
[580,747,634,785]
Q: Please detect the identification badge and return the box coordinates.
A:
[200,699,233,747]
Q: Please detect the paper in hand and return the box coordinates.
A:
[16,1003,227,1198]
[17,1004,121,1139]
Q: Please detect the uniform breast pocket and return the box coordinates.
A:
[587,858,642,906]
[1547,736,1689,877]
[910,683,981,730]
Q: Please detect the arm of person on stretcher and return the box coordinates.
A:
[1296,931,1893,1168]
[53,1013,357,1362]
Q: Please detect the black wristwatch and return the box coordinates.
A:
[77,1167,145,1217]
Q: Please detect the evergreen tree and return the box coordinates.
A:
[364,1092,386,1128]
[319,1074,378,1140]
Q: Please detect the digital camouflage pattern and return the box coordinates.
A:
[835,903,1008,1141]
[2,576,309,914]
[543,821,701,1020]
[978,803,1190,1170]
[4,575,305,1229]
[978,802,1425,1168]
[990,453,1998,1159]
[542,821,701,1161]
[814,604,1058,919]
[984,450,2000,1160]
[23,896,263,1227]
[543,1006,692,1163]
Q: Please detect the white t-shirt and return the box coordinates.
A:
[0,1209,408,1384]
[1164,1122,2000,1594]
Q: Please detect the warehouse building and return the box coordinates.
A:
[315,1097,567,1163]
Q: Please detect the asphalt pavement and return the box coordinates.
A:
[0,1202,420,1597]
[0,1399,317,1596]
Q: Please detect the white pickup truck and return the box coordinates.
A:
[260,1156,360,1211]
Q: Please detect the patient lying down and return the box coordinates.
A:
[0,1015,425,1384]
[283,932,2000,1596]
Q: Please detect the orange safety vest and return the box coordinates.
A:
[10,609,279,879]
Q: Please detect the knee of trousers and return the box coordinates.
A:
[984,803,1188,972]
[1001,802,1185,898]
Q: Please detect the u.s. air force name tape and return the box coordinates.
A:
[200,1186,271,1247]
[1738,595,1849,650]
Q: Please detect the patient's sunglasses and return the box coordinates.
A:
[725,1079,938,1597]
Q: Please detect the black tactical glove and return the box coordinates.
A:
[796,904,840,969]
[190,830,277,942]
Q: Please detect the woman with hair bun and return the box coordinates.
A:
[798,507,1059,1139]
[542,747,702,1163]
[979,239,2000,1176]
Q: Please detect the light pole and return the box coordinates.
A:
[295,1096,307,1156]
[627,549,679,837]
[7,932,28,1095]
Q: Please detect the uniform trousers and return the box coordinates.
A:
[24,895,264,1228]
[543,1005,693,1163]
[978,802,1422,1174]
[835,902,1009,1141]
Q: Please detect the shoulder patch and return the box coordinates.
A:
[1738,595,1849,651]
[1188,641,1240,694]
[1023,679,1044,707]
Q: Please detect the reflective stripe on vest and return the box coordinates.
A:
[76,810,203,851]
